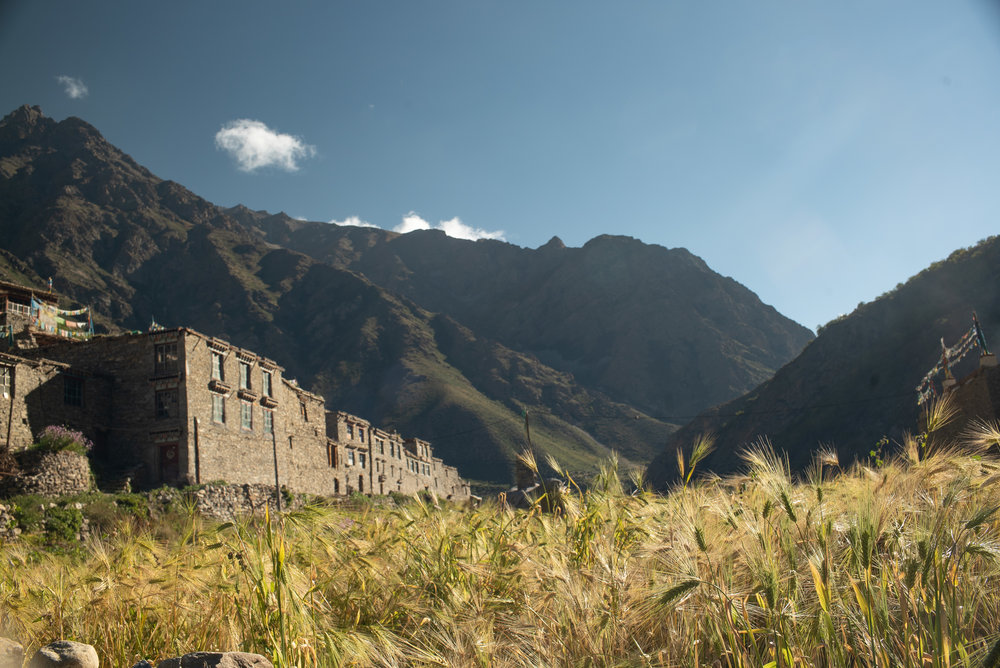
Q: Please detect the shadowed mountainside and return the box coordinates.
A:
[646,235,1000,488]
[0,105,814,483]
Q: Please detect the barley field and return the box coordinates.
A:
[2,405,1000,667]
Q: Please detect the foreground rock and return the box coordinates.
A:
[157,652,272,668]
[0,637,24,668]
[28,640,98,668]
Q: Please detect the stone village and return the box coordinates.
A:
[0,278,471,501]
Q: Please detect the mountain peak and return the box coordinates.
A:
[4,104,45,124]
[538,236,566,251]
[0,105,54,141]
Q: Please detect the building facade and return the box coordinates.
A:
[0,282,470,500]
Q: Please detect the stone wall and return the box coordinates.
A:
[1,352,112,454]
[937,356,1000,445]
[190,483,297,520]
[185,332,338,497]
[0,502,18,539]
[11,327,471,502]
[24,332,167,485]
[0,449,91,497]
[327,412,470,500]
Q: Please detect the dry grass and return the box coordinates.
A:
[2,430,1000,666]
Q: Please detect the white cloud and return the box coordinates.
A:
[393,212,505,241]
[214,119,315,172]
[330,216,380,229]
[438,217,505,241]
[56,75,88,99]
[394,212,432,234]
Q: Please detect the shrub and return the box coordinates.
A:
[9,494,45,532]
[44,505,83,542]
[348,491,371,505]
[388,491,410,506]
[32,425,93,456]
[115,493,150,520]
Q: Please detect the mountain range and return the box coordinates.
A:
[0,105,814,485]
[646,234,1000,487]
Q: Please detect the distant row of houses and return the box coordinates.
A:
[0,279,470,500]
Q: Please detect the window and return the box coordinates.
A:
[347,450,355,466]
[327,443,337,468]
[262,370,272,397]
[0,366,10,399]
[377,439,384,454]
[358,427,365,442]
[240,401,252,430]
[359,453,366,469]
[63,375,83,406]
[154,342,178,375]
[155,388,178,419]
[389,442,395,457]
[334,478,340,494]
[212,394,225,423]
[239,361,251,390]
[263,409,273,434]
[346,424,354,438]
[211,352,224,381]
[300,401,308,422]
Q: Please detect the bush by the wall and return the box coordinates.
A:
[31,425,94,456]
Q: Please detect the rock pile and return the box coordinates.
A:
[0,504,19,540]
[0,638,273,668]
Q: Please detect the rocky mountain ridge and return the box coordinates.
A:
[645,235,1000,487]
[0,105,813,484]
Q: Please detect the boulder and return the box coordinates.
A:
[0,637,24,668]
[157,652,272,668]
[27,640,98,668]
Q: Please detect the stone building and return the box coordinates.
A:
[934,353,1000,445]
[323,412,469,498]
[0,281,470,501]
[0,350,112,455]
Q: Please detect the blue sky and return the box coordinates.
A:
[1,2,999,332]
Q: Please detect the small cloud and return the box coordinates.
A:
[330,216,380,229]
[56,75,88,99]
[393,212,505,241]
[394,212,432,234]
[214,119,316,172]
[438,217,505,241]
